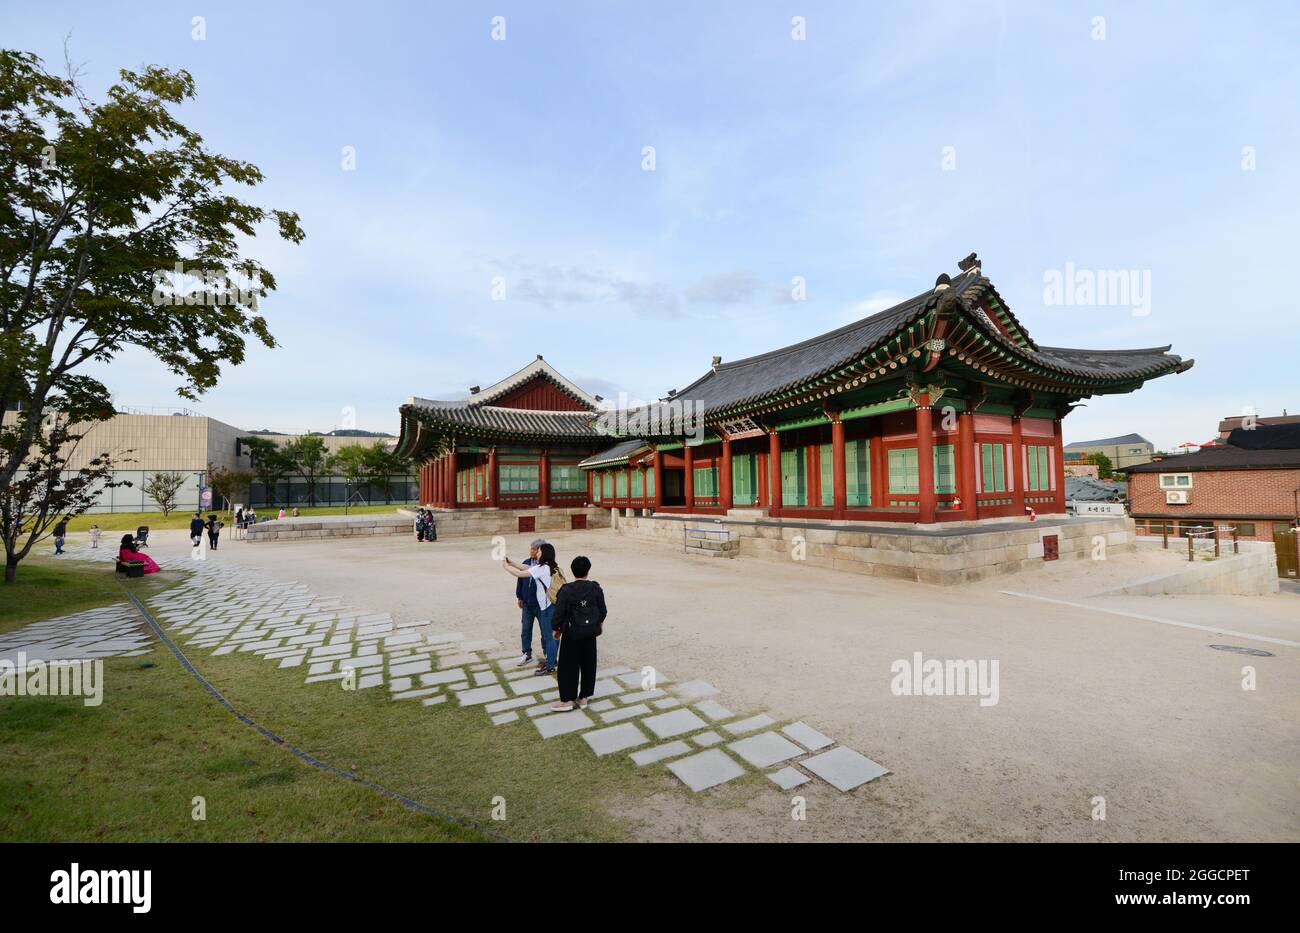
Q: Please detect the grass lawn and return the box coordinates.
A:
[64,504,410,533]
[0,565,653,841]
[0,649,489,842]
[0,556,176,636]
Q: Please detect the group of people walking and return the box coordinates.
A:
[189,512,224,550]
[501,539,608,712]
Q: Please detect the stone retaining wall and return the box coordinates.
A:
[607,509,1135,585]
[1095,539,1280,596]
[246,506,610,543]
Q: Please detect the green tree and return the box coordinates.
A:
[142,470,187,518]
[1088,451,1115,480]
[0,51,303,582]
[282,435,329,506]
[364,443,414,504]
[329,444,371,503]
[207,461,254,513]
[241,436,292,507]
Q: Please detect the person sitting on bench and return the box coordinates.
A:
[118,534,160,574]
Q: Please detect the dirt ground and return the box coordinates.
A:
[130,524,1300,842]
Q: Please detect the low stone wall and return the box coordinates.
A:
[1095,539,1280,596]
[246,514,412,542]
[246,506,610,543]
[606,509,1134,585]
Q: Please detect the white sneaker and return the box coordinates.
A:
[577,698,589,709]
[550,701,576,712]
[514,654,532,667]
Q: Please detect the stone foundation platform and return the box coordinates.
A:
[607,509,1135,585]
[245,506,610,543]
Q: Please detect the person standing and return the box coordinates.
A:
[502,542,564,675]
[510,538,545,668]
[205,513,222,550]
[89,524,101,549]
[52,519,68,555]
[189,512,205,547]
[549,556,607,711]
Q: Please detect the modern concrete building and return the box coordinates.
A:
[1063,433,1155,470]
[5,405,411,513]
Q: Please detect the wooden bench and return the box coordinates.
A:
[116,559,146,578]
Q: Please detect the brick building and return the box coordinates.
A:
[1122,423,1300,542]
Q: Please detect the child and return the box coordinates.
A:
[89,524,101,549]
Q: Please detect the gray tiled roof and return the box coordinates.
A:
[1121,445,1300,473]
[1065,432,1152,448]
[579,437,652,468]
[1066,476,1127,501]
[404,401,601,439]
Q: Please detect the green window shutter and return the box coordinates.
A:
[994,446,1006,492]
[820,443,834,506]
[646,469,655,497]
[733,453,756,506]
[888,448,919,495]
[602,473,612,497]
[846,439,871,506]
[631,469,643,496]
[781,448,807,506]
[592,473,601,501]
[1027,446,1038,491]
[616,472,627,497]
[933,444,956,494]
[1038,446,1049,491]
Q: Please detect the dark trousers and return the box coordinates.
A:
[557,635,598,702]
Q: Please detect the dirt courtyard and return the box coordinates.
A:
[137,524,1299,842]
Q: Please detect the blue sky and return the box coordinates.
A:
[7,1,1299,449]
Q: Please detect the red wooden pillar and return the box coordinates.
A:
[720,435,733,512]
[432,458,442,507]
[830,414,846,519]
[683,443,695,512]
[639,465,648,507]
[444,450,457,508]
[958,410,978,520]
[767,429,783,513]
[1052,419,1067,513]
[652,449,664,511]
[916,395,936,524]
[1010,416,1027,517]
[869,421,885,508]
[486,446,498,507]
[539,448,550,507]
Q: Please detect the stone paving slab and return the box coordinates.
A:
[534,710,595,738]
[630,741,692,766]
[727,731,804,768]
[456,684,508,706]
[723,714,775,735]
[767,766,811,790]
[799,747,889,792]
[600,703,650,723]
[510,675,558,695]
[491,711,519,725]
[583,722,651,756]
[667,749,746,792]
[693,731,723,747]
[419,669,469,686]
[672,680,720,700]
[782,722,833,751]
[642,708,708,739]
[693,699,733,721]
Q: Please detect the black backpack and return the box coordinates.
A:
[565,582,603,640]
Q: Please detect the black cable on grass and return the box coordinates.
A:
[117,582,511,843]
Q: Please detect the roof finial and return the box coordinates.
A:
[958,252,980,273]
[711,355,721,370]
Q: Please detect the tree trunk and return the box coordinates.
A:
[5,558,17,584]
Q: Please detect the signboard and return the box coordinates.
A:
[721,416,765,441]
[199,486,213,510]
[1068,500,1125,516]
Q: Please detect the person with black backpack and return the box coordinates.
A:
[548,555,607,711]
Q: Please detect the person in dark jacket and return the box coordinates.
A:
[205,514,222,550]
[52,519,68,555]
[189,512,205,547]
[549,555,607,711]
[512,538,547,668]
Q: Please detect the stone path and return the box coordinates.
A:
[0,603,154,669]
[24,546,888,798]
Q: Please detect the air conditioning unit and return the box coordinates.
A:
[1165,490,1190,504]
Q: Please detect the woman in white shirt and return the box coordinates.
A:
[503,542,561,674]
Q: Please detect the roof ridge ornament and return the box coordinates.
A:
[957,252,981,273]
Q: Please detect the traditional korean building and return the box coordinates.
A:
[396,255,1193,527]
